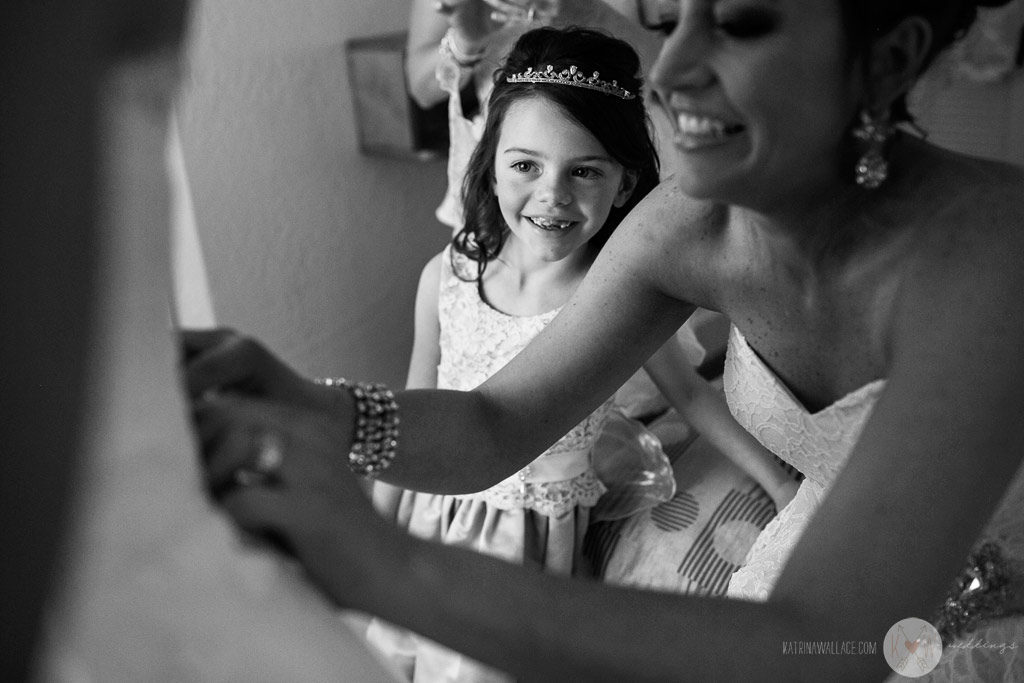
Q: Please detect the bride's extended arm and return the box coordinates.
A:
[187,182,696,494]
[347,186,700,492]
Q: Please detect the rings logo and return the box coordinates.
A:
[883,618,943,677]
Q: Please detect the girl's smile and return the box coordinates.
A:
[525,216,576,231]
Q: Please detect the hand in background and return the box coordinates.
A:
[479,0,560,25]
[767,475,799,513]
[483,1,641,31]
[435,0,506,44]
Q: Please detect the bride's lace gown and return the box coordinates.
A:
[723,325,1024,681]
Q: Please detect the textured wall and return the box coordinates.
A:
[179,0,449,385]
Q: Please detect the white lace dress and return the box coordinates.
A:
[723,325,1024,681]
[367,246,612,682]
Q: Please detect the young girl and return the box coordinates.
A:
[366,27,797,682]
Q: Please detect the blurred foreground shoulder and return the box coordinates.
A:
[938,149,1024,216]
[912,147,1024,258]
[897,150,1024,331]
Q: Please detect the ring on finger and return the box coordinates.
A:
[233,432,284,488]
[254,432,284,474]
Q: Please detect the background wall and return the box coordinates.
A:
[910,3,1024,166]
[179,0,449,385]
[913,73,1024,164]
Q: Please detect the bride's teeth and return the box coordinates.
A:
[677,114,729,138]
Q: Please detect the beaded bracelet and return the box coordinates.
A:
[316,377,399,477]
[439,27,485,69]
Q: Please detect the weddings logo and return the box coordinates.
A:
[883,618,943,677]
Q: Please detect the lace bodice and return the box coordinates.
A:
[722,325,884,601]
[435,247,611,516]
[722,325,1024,603]
[723,325,885,491]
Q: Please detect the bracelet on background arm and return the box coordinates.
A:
[439,27,486,69]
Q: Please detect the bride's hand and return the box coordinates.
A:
[195,394,388,603]
[181,328,338,414]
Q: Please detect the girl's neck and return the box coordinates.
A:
[481,241,594,317]
[499,237,593,275]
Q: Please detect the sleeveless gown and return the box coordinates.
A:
[723,325,1024,681]
[389,246,612,569]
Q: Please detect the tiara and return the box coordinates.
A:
[506,64,636,100]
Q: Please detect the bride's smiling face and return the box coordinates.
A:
[650,0,862,210]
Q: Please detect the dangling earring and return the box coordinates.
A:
[852,108,894,189]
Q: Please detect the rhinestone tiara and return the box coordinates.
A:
[506,64,636,100]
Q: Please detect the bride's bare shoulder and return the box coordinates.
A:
[919,142,1023,210]
[617,177,728,249]
[923,149,1023,246]
[600,177,730,307]
[898,146,1024,309]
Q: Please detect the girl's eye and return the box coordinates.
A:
[511,161,537,173]
[715,9,778,39]
[572,167,602,179]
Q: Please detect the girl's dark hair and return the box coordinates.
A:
[452,26,660,280]
[838,0,1015,123]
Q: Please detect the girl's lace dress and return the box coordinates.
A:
[367,246,612,682]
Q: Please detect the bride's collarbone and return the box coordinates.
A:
[725,283,889,399]
[740,327,883,412]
